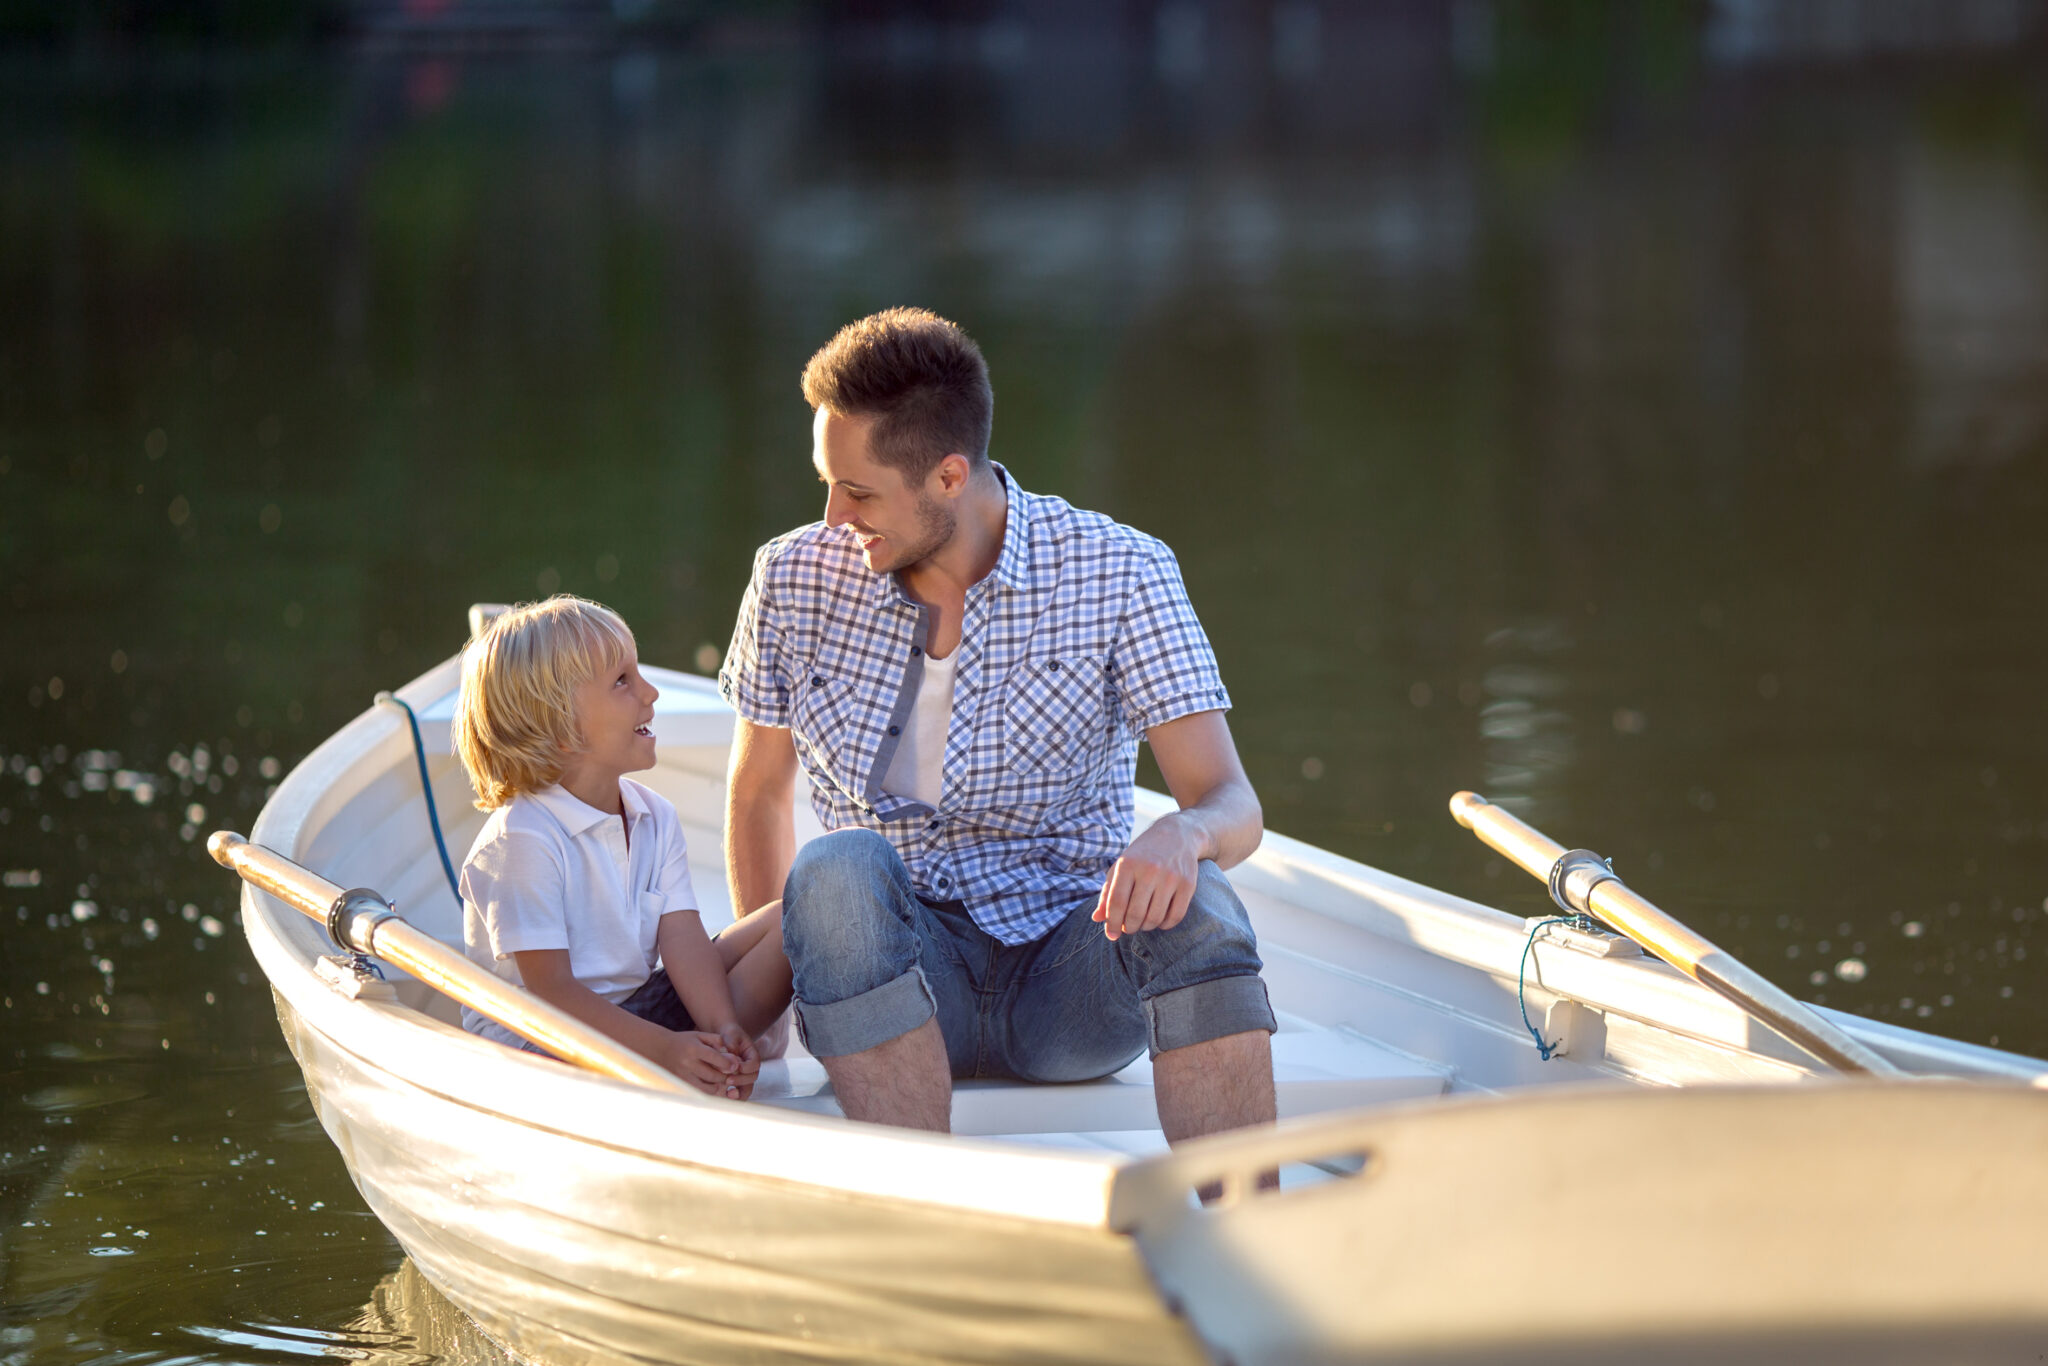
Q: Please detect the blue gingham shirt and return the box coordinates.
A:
[719,464,1231,944]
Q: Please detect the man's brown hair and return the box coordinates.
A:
[800,307,993,482]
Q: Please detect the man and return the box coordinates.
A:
[718,307,1274,1141]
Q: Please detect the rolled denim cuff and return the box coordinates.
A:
[794,966,936,1059]
[1143,973,1276,1058]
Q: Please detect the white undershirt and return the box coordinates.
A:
[881,649,957,808]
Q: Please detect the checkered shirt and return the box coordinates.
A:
[719,464,1232,944]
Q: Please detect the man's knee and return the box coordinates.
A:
[782,829,909,970]
[1150,862,1261,969]
[785,828,898,905]
[1127,863,1274,1053]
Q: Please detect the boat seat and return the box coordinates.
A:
[752,1017,1449,1135]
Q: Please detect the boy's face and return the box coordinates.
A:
[563,641,659,785]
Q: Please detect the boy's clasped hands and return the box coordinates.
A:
[667,1022,761,1100]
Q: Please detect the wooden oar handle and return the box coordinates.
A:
[209,831,694,1095]
[1451,792,1719,963]
[1449,790,1565,881]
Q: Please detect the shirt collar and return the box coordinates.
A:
[530,781,646,837]
[870,460,1032,610]
[988,461,1031,592]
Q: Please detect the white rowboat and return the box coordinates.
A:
[225,641,2048,1364]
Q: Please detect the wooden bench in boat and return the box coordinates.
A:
[754,1014,1450,1136]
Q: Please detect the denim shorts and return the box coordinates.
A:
[780,828,1276,1081]
[513,969,694,1056]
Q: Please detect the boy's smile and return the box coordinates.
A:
[556,642,660,814]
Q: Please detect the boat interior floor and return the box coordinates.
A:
[405,982,1447,1152]
[754,1011,1449,1140]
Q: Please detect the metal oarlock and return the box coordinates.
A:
[1546,848,1619,918]
[327,886,400,956]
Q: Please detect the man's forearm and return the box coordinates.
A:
[724,789,795,916]
[1163,778,1263,870]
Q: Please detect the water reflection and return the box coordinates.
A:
[343,1260,518,1366]
[1901,125,2048,469]
[1477,621,1576,812]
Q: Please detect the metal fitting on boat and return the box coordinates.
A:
[328,887,400,956]
[1547,848,1619,916]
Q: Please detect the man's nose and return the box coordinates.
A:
[823,487,852,528]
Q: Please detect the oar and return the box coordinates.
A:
[209,831,693,1095]
[1448,792,1901,1076]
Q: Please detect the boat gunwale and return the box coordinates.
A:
[1222,811,2048,1081]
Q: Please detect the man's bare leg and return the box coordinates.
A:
[1153,1029,1276,1144]
[819,1016,952,1132]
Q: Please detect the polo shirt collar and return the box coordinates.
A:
[531,781,644,837]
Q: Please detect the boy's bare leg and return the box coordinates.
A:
[1153,1029,1276,1143]
[748,1009,793,1061]
[715,901,793,1047]
[714,899,781,965]
[819,1017,951,1132]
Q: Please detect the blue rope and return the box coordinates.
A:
[1517,915,1583,1061]
[379,692,462,906]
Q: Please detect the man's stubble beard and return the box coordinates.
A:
[885,489,957,575]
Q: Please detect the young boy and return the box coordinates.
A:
[451,595,790,1097]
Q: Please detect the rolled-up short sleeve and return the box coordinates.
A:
[1113,541,1231,733]
[461,828,569,960]
[718,542,792,728]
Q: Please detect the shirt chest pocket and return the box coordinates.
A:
[1002,655,1112,776]
[789,672,870,799]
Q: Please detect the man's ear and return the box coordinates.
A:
[934,452,972,497]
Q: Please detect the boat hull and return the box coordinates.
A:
[274,987,1208,1365]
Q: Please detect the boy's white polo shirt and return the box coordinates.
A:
[459,777,696,1048]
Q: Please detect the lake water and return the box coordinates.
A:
[5,10,2048,1361]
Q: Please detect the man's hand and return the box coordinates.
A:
[1094,813,1204,941]
[1094,710,1262,941]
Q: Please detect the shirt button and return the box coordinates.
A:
[811,675,825,687]
[1048,660,1061,671]
[910,646,922,657]
[887,725,901,736]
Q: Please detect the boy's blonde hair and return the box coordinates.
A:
[453,595,636,810]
